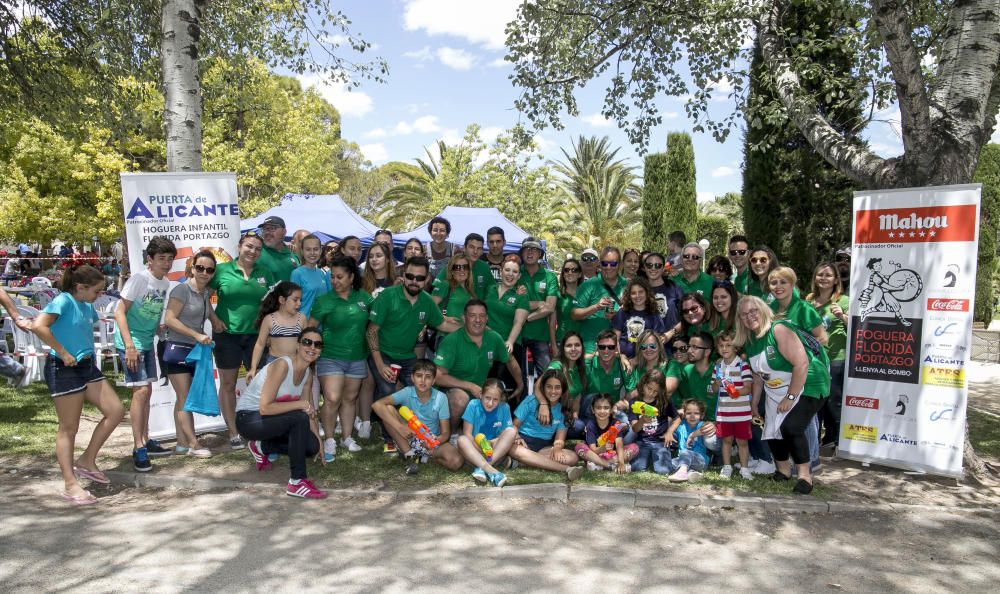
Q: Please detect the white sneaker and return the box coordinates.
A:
[586,461,603,472]
[357,421,372,439]
[752,460,776,475]
[687,470,704,483]
[354,417,362,432]
[341,437,362,452]
[719,465,733,479]
[746,458,760,470]
[334,421,342,435]
[739,467,755,480]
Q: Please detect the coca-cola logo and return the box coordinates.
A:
[927,298,969,312]
[846,396,879,409]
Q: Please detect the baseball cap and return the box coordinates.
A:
[835,247,851,260]
[519,236,545,258]
[261,216,286,228]
[581,248,599,259]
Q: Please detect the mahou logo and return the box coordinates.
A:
[855,204,976,244]
[927,298,969,312]
[846,396,879,410]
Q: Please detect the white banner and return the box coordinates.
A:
[840,184,981,477]
[120,172,242,439]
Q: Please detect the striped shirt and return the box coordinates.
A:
[715,357,753,423]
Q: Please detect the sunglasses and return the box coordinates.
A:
[325,246,338,251]
[750,257,770,264]
[712,280,733,288]
[672,345,689,353]
[682,306,702,314]
[835,255,851,262]
[600,260,618,268]
[563,267,581,274]
[682,254,702,261]
[645,262,664,270]
[242,230,261,239]
[300,337,324,349]
[451,264,469,271]
[597,344,617,351]
[688,344,709,351]
[581,255,598,262]
[728,249,748,256]
[193,265,215,274]
[639,343,659,351]
[404,273,428,282]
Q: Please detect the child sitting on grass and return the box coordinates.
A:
[509,369,584,480]
[457,378,518,487]
[665,399,709,482]
[627,369,678,474]
[574,393,638,474]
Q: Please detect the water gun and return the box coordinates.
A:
[475,433,493,461]
[714,366,740,399]
[597,420,627,448]
[631,401,659,417]
[399,406,440,450]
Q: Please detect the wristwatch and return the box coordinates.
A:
[785,393,799,401]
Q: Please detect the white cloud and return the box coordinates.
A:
[297,75,373,118]
[403,0,521,50]
[663,111,679,119]
[364,128,387,139]
[361,143,389,163]
[711,166,736,178]
[488,57,509,68]
[582,113,613,128]
[403,46,434,61]
[479,126,504,143]
[697,191,715,203]
[392,115,442,136]
[437,47,476,70]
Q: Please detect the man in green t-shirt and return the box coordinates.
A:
[675,242,714,298]
[573,246,628,353]
[518,236,558,384]
[434,233,495,299]
[728,234,751,294]
[257,216,299,282]
[434,299,523,429]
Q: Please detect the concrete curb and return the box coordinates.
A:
[6,464,997,515]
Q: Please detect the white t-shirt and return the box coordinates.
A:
[113,269,169,351]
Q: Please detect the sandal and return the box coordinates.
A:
[793,478,814,495]
[61,490,98,506]
[770,470,791,482]
[74,466,110,484]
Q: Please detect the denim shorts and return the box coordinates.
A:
[118,348,159,386]
[316,358,368,379]
[519,433,553,452]
[44,356,104,397]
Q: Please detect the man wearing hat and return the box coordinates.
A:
[518,237,558,382]
[580,247,600,280]
[835,247,851,290]
[257,216,299,282]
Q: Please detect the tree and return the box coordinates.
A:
[161,0,205,171]
[506,0,1000,190]
[642,152,669,252]
[696,215,730,261]
[663,132,697,244]
[697,192,744,237]
[974,144,1000,324]
[548,136,641,252]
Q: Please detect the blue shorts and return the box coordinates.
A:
[118,348,159,386]
[519,433,553,452]
[316,358,368,379]
[44,356,104,398]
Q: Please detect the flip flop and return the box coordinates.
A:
[73,467,110,484]
[60,490,98,506]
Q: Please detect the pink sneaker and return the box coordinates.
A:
[286,479,327,499]
[247,440,272,471]
[668,467,690,482]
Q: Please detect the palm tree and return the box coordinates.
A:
[549,135,642,253]
[373,141,447,231]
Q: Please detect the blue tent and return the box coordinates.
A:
[389,206,540,253]
[240,194,378,241]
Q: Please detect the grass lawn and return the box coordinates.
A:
[968,408,1000,460]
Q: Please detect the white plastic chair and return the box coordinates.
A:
[12,305,47,384]
[93,314,119,375]
[30,277,52,288]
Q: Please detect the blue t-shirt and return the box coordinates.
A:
[674,420,708,458]
[291,266,331,318]
[43,292,99,360]
[514,395,565,441]
[390,386,450,436]
[462,399,514,440]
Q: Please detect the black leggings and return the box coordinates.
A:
[236,410,319,480]
[767,395,826,465]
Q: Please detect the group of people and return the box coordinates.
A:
[35,214,852,503]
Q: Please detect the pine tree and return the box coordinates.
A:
[974,144,1000,324]
[664,132,697,244]
[643,152,669,251]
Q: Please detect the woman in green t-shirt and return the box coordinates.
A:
[768,266,827,345]
[708,280,738,336]
[625,330,680,399]
[746,245,779,299]
[807,262,850,448]
[486,256,529,353]
[545,331,588,423]
[554,258,583,346]
[431,252,476,340]
[734,295,830,495]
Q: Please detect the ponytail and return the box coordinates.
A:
[60,264,104,293]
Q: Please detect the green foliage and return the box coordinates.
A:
[663,132,697,244]
[697,192,744,237]
[642,152,669,252]
[974,144,1000,324]
[696,215,731,261]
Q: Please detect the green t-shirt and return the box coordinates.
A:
[485,285,529,343]
[434,259,495,299]
[257,244,299,282]
[675,271,714,298]
[368,284,445,360]
[574,274,628,352]
[520,265,559,342]
[745,278,767,299]
[624,359,682,392]
[584,355,626,400]
[431,282,474,321]
[743,321,831,398]
[547,359,585,399]
[310,288,373,361]
[210,261,274,335]
[771,294,824,334]
[676,362,717,420]
[556,292,581,342]
[734,268,750,295]
[814,294,850,362]
[433,328,509,386]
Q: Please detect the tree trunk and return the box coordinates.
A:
[161,0,204,172]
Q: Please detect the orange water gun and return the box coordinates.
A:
[399,406,440,450]
[597,420,626,448]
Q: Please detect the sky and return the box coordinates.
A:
[293,0,994,203]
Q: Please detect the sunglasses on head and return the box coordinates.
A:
[597,343,617,351]
[242,230,261,239]
[193,264,215,274]
[645,262,664,270]
[729,249,748,256]
[404,273,428,282]
[581,255,598,262]
[300,337,324,349]
[682,254,702,261]
[600,260,618,268]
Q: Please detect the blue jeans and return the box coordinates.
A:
[748,398,773,463]
[521,338,551,386]
[0,352,24,380]
[631,441,673,474]
[674,450,707,472]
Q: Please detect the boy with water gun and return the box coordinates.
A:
[373,359,463,474]
[710,331,754,480]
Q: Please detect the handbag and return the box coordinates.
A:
[163,286,209,365]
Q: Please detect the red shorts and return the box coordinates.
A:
[715,420,751,441]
